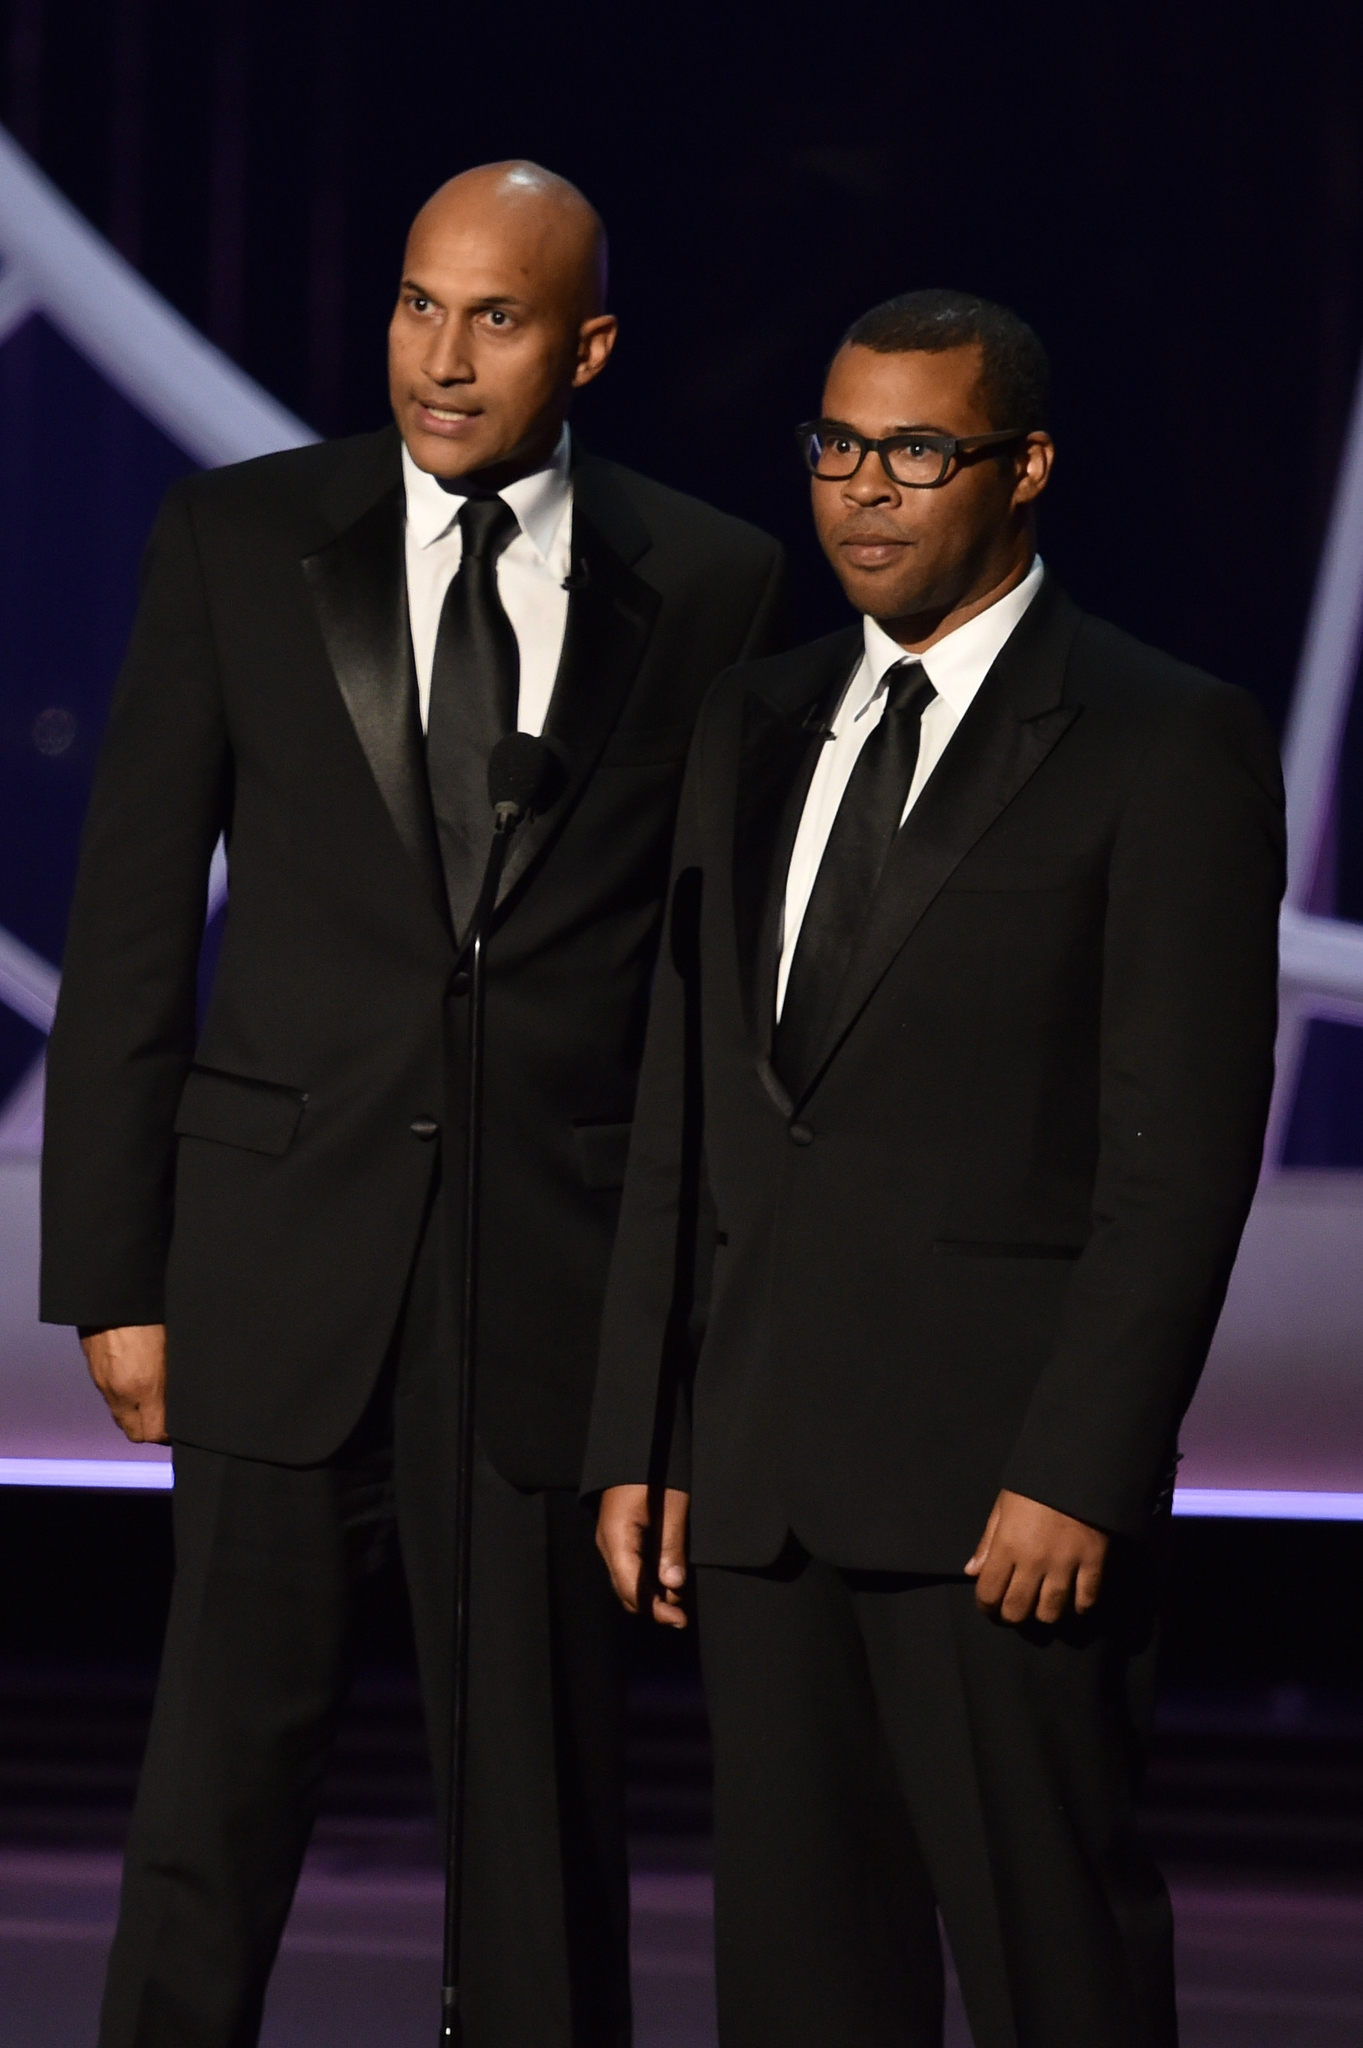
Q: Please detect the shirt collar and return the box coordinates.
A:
[400,423,573,564]
[853,555,1046,721]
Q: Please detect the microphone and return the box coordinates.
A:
[451,734,564,971]
[487,731,567,828]
[487,732,556,825]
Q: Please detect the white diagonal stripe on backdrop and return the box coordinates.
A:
[0,124,315,468]
[0,1053,45,1152]
[0,262,35,345]
[1281,355,1363,913]
[0,925,58,1033]
[1280,906,1363,1010]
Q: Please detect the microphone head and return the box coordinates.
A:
[487,732,560,817]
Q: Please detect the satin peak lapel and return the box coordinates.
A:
[496,487,660,905]
[791,585,1083,1103]
[302,484,446,922]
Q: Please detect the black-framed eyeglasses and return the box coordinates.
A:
[796,419,1027,489]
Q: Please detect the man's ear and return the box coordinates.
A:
[1013,431,1054,507]
[573,314,618,389]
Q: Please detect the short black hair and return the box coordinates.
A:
[839,289,1050,432]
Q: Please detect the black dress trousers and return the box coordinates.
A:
[97,1189,630,2048]
[697,1543,1175,2048]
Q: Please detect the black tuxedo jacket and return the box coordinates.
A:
[584,577,1285,1569]
[41,428,785,1484]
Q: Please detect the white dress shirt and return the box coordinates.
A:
[401,425,574,736]
[776,555,1046,1017]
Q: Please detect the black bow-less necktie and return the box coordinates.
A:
[425,496,521,939]
[775,659,937,1085]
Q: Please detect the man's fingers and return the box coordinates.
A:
[104,1395,139,1441]
[601,1548,642,1612]
[964,1499,1002,1577]
[83,1324,169,1444]
[592,1517,640,1612]
[600,1540,643,1612]
[999,1562,1047,1625]
[971,1549,1014,1614]
[113,1399,169,1446]
[595,1485,692,1628]
[657,1486,691,1592]
[103,1381,168,1445]
[971,1490,1110,1625]
[101,1383,169,1444]
[1031,1565,1076,1627]
[1074,1555,1105,1614]
[653,1488,691,1624]
[595,1485,650,1614]
[139,1408,170,1447]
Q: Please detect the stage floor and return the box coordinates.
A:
[2,1842,1360,2047]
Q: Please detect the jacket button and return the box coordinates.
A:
[788,1121,815,1146]
[410,1118,439,1140]
[447,971,470,999]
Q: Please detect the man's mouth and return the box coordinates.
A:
[839,531,910,566]
[414,401,481,432]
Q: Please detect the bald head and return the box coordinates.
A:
[389,160,617,484]
[412,161,608,318]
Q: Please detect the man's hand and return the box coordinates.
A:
[80,1325,169,1445]
[965,1488,1108,1625]
[596,1484,691,1629]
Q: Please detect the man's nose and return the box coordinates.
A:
[842,459,900,508]
[422,323,474,387]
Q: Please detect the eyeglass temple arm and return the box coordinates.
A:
[957,427,1031,450]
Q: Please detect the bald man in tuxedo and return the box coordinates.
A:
[43,163,784,2047]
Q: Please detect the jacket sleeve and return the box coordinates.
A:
[582,697,713,1495]
[40,479,230,1328]
[1001,678,1285,1535]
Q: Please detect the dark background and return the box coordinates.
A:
[2,0,1363,1870]
[5,0,1363,728]
[7,0,1363,1152]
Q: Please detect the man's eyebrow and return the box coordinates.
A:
[399,278,532,311]
[821,416,952,435]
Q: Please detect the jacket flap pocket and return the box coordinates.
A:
[571,1121,633,1192]
[174,1067,308,1157]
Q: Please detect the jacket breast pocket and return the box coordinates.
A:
[571,1121,633,1192]
[174,1066,308,1157]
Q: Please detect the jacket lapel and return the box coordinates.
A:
[301,465,449,927]
[731,631,861,1059]
[790,578,1084,1104]
[495,455,661,905]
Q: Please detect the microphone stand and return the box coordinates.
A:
[440,797,524,2048]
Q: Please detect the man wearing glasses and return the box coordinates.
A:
[590,290,1284,2045]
